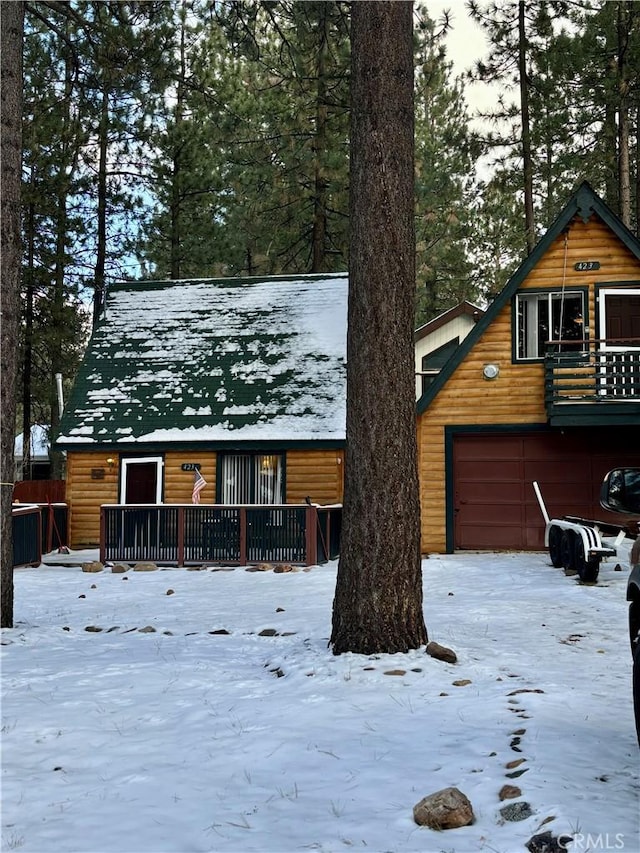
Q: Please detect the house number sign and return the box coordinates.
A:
[181,463,201,471]
[574,261,600,271]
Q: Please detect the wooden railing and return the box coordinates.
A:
[100,503,342,567]
[544,338,640,405]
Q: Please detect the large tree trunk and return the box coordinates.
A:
[518,1,535,254]
[331,0,427,655]
[1,1,24,628]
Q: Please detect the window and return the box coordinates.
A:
[219,454,284,504]
[516,291,585,360]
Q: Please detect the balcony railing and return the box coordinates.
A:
[100,503,342,567]
[544,338,640,410]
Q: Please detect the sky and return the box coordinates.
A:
[2,545,638,853]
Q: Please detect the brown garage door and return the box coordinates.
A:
[453,428,640,550]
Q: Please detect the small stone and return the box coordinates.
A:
[500,801,533,822]
[258,628,279,636]
[505,758,526,769]
[452,679,472,687]
[84,625,102,632]
[166,589,175,596]
[81,561,103,573]
[273,564,293,573]
[90,584,97,589]
[111,564,127,574]
[413,787,474,830]
[209,628,230,635]
[505,767,529,779]
[276,607,285,612]
[138,625,156,633]
[78,594,86,599]
[526,831,572,853]
[384,669,406,676]
[426,641,457,664]
[499,784,522,801]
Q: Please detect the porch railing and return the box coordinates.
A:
[544,338,640,405]
[100,503,342,567]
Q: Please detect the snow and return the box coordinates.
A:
[2,551,638,853]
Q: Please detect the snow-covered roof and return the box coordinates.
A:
[14,424,50,461]
[56,274,348,447]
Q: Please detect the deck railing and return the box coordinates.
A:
[100,503,342,567]
[544,338,640,405]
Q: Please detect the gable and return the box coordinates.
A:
[57,274,348,448]
[417,182,640,414]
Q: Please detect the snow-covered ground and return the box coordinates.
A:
[2,550,638,853]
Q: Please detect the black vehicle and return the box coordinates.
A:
[600,468,640,746]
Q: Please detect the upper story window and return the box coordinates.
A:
[219,453,284,504]
[516,291,586,360]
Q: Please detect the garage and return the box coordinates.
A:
[452,427,640,550]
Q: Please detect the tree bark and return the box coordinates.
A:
[518,1,535,254]
[1,0,24,628]
[331,0,427,655]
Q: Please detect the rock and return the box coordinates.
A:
[81,561,103,573]
[138,625,156,633]
[166,589,175,596]
[384,669,407,676]
[273,564,293,573]
[426,641,458,663]
[111,564,127,573]
[452,679,472,687]
[500,801,533,822]
[258,628,279,636]
[84,625,103,632]
[499,784,522,800]
[526,831,572,853]
[133,562,158,572]
[413,787,474,829]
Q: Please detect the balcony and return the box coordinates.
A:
[100,503,342,568]
[544,338,640,426]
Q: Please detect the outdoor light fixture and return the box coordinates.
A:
[106,457,115,468]
[482,363,500,380]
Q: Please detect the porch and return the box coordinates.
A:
[544,338,640,426]
[100,503,342,568]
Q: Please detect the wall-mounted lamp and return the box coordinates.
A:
[106,457,116,469]
[482,363,500,381]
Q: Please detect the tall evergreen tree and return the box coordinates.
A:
[1,0,24,628]
[331,0,427,656]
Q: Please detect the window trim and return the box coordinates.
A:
[512,287,589,363]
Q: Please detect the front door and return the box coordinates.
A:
[121,457,163,504]
[599,289,640,397]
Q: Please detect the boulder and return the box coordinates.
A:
[81,561,103,573]
[413,787,474,829]
[133,562,158,572]
[426,641,457,663]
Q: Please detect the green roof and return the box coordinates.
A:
[56,273,348,449]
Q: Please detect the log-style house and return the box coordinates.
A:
[417,181,640,553]
[55,273,347,562]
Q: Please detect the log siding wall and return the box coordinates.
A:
[65,448,344,548]
[418,214,640,554]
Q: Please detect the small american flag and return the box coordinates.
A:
[192,469,207,504]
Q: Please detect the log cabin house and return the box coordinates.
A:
[417,181,640,553]
[56,182,640,561]
[55,273,348,558]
